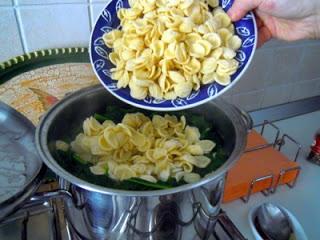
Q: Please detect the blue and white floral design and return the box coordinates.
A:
[90,0,257,111]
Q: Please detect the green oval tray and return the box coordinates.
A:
[0,47,89,85]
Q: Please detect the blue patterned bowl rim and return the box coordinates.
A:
[89,0,257,111]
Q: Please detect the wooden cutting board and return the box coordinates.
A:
[223,130,300,203]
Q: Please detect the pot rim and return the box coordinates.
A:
[35,85,248,197]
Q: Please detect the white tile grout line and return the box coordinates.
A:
[11,0,93,54]
[87,0,93,31]
[10,0,87,6]
[13,0,28,53]
[8,1,89,7]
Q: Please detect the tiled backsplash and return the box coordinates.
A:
[1,0,320,111]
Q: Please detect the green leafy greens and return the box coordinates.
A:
[55,106,228,190]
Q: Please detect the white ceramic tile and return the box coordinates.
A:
[222,88,233,97]
[261,38,319,50]
[260,84,293,108]
[18,4,90,52]
[264,47,301,86]
[0,8,24,62]
[16,0,86,4]
[261,39,286,49]
[0,0,12,5]
[291,39,320,47]
[290,78,320,101]
[232,90,264,111]
[296,44,320,81]
[232,49,273,94]
[90,3,108,26]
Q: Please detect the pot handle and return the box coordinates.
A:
[27,189,84,208]
[191,178,224,217]
[29,189,73,203]
[237,108,253,132]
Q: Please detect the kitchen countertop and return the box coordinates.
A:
[222,110,320,240]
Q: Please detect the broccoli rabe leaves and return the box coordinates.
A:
[192,148,227,177]
[55,150,112,186]
[57,106,228,190]
[55,150,187,190]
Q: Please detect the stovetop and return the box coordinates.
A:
[0,117,305,240]
[0,181,246,240]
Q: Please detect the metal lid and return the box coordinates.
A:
[0,101,46,220]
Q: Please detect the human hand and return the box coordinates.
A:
[227,0,320,47]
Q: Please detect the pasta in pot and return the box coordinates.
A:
[103,0,242,100]
[69,112,216,184]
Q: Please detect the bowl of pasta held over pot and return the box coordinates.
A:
[90,0,257,111]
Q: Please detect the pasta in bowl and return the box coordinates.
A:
[90,0,257,110]
[55,106,228,190]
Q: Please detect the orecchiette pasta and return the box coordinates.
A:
[103,0,242,100]
[69,113,216,184]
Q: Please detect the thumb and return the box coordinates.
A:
[227,0,261,21]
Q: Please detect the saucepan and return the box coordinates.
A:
[30,85,251,239]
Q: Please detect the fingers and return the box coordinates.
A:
[255,10,274,46]
[227,0,261,21]
[255,16,264,28]
[257,26,272,47]
[227,0,273,46]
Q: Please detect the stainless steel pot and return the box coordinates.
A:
[34,85,252,240]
